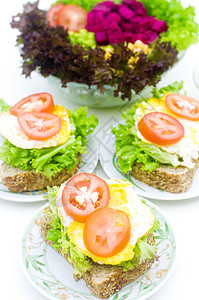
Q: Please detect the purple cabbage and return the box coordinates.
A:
[118,6,135,20]
[107,26,123,44]
[95,31,108,45]
[152,19,168,33]
[86,0,168,46]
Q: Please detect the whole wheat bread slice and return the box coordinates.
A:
[0,154,81,193]
[39,207,157,299]
[130,160,199,193]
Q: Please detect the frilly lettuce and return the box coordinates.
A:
[45,203,92,279]
[112,82,184,173]
[0,105,98,179]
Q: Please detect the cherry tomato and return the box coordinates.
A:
[47,3,64,28]
[62,173,110,223]
[83,207,131,257]
[57,4,87,32]
[138,112,184,146]
[10,93,54,117]
[17,112,61,140]
[165,94,199,120]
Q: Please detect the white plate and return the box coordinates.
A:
[21,200,176,300]
[98,123,199,201]
[0,135,99,202]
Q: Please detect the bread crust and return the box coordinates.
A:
[130,160,199,193]
[39,207,157,299]
[0,154,81,193]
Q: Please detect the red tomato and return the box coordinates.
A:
[62,173,110,223]
[17,112,61,140]
[165,94,199,120]
[10,93,54,117]
[57,4,87,32]
[138,112,184,146]
[83,207,131,257]
[47,4,64,27]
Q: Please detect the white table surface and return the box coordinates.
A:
[1,0,199,299]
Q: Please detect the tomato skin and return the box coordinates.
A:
[62,173,110,223]
[10,93,54,117]
[57,4,87,32]
[83,207,131,257]
[47,4,64,28]
[17,112,61,140]
[165,94,199,120]
[138,112,184,146]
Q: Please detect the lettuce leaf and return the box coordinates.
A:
[112,82,184,173]
[45,204,92,279]
[0,99,11,112]
[0,106,98,179]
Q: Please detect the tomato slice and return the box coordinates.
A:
[62,173,110,223]
[138,112,184,146]
[47,3,64,28]
[17,112,61,140]
[83,207,131,257]
[165,94,199,120]
[10,93,54,117]
[57,4,87,32]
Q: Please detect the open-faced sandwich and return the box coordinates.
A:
[39,172,160,299]
[0,94,98,192]
[112,82,199,193]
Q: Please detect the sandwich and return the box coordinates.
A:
[39,172,160,299]
[112,82,199,193]
[0,94,98,192]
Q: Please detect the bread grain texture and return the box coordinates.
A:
[130,160,199,193]
[39,207,157,299]
[0,154,81,193]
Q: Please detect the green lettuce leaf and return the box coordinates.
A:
[0,99,11,112]
[138,239,157,262]
[118,218,160,270]
[45,207,92,278]
[112,82,184,173]
[0,106,98,179]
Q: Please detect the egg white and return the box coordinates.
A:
[56,178,155,265]
[0,105,71,149]
[134,96,199,169]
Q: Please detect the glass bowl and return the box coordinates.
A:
[40,49,185,108]
[47,75,137,108]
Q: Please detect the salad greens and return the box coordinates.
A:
[45,187,159,277]
[0,102,98,179]
[112,82,184,173]
[11,2,178,100]
[56,0,199,51]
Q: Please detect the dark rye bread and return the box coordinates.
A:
[0,154,81,193]
[39,207,157,299]
[130,160,199,193]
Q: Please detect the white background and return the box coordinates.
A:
[0,0,199,299]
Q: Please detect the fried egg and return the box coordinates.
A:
[134,93,199,168]
[0,105,71,149]
[56,179,155,265]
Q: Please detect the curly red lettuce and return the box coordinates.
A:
[11,1,178,100]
